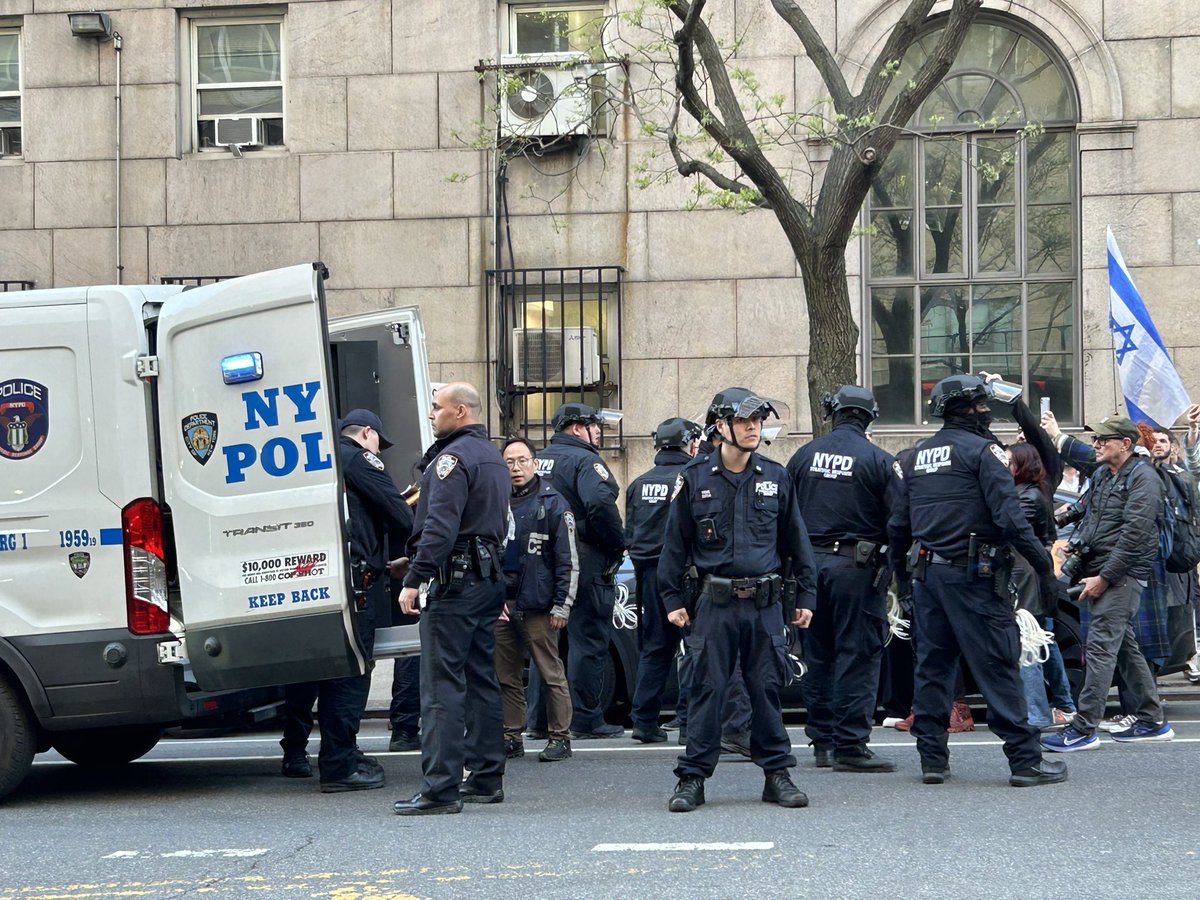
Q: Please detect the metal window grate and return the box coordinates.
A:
[486,265,624,451]
[159,275,236,286]
[0,280,34,291]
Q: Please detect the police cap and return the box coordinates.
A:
[821,384,879,420]
[551,402,602,432]
[653,417,704,449]
[929,374,988,418]
[339,408,394,449]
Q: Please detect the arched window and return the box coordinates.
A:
[865,16,1078,426]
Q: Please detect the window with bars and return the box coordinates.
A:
[864,16,1078,426]
[488,266,623,450]
[0,29,22,157]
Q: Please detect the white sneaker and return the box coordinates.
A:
[1098,714,1136,733]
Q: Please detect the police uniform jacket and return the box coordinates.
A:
[658,449,817,614]
[402,424,509,589]
[505,476,580,617]
[786,421,894,545]
[537,432,624,571]
[887,421,1052,575]
[624,448,693,563]
[339,435,413,578]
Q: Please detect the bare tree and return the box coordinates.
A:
[622,0,986,432]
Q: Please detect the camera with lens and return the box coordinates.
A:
[1059,539,1090,584]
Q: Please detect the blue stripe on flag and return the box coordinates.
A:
[1108,251,1166,349]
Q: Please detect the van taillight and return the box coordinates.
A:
[122,498,170,635]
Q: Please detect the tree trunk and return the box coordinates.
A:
[798,244,860,436]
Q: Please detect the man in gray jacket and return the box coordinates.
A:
[1043,416,1174,751]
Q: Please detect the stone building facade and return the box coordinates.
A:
[0,0,1194,482]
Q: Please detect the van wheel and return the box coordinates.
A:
[0,674,36,801]
[52,726,163,767]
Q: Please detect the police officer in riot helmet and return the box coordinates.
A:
[537,402,627,738]
[786,385,897,772]
[392,383,510,815]
[659,388,817,812]
[280,408,413,791]
[887,374,1067,787]
[625,417,703,743]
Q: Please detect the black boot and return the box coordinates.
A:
[833,747,896,773]
[281,753,312,778]
[632,726,668,743]
[504,739,525,759]
[921,764,950,785]
[668,775,706,812]
[762,770,808,808]
[813,747,832,768]
[1009,758,1068,787]
[538,738,572,762]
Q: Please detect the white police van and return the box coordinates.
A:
[0,263,431,801]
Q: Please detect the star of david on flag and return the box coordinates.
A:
[1107,226,1191,428]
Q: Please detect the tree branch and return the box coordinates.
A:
[768,0,852,112]
[669,0,812,229]
[860,0,938,111]
[879,0,984,127]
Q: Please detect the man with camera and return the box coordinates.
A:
[1043,416,1173,752]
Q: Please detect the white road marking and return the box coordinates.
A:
[592,842,774,852]
[102,849,269,859]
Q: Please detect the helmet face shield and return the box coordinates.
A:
[729,395,789,422]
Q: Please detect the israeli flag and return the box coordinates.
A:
[1107,227,1191,428]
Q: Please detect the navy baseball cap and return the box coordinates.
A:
[339,408,393,449]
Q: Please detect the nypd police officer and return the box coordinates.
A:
[659,388,817,812]
[887,375,1067,788]
[392,383,511,815]
[536,402,626,738]
[625,417,703,743]
[279,408,412,791]
[786,385,896,772]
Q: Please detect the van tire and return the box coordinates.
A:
[52,726,163,767]
[0,674,36,801]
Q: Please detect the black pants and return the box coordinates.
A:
[566,563,617,733]
[912,565,1041,772]
[280,578,381,781]
[418,575,506,803]
[675,591,795,779]
[802,555,887,752]
[630,561,683,730]
[390,607,421,736]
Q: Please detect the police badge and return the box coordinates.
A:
[69,551,91,579]
[436,454,459,480]
[593,463,609,481]
[988,444,1010,467]
[181,412,219,465]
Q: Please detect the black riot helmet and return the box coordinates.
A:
[929,374,989,418]
[653,417,704,450]
[708,387,789,453]
[707,387,787,423]
[551,401,602,432]
[821,385,879,421]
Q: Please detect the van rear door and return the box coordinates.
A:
[155,264,364,691]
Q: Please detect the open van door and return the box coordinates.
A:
[156,263,365,691]
[327,307,433,660]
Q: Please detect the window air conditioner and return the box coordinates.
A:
[213,116,265,148]
[512,326,600,387]
[499,58,603,140]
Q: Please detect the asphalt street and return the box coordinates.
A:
[2,702,1200,900]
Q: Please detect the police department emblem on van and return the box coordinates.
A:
[181,411,219,465]
[0,379,49,461]
[69,551,91,578]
